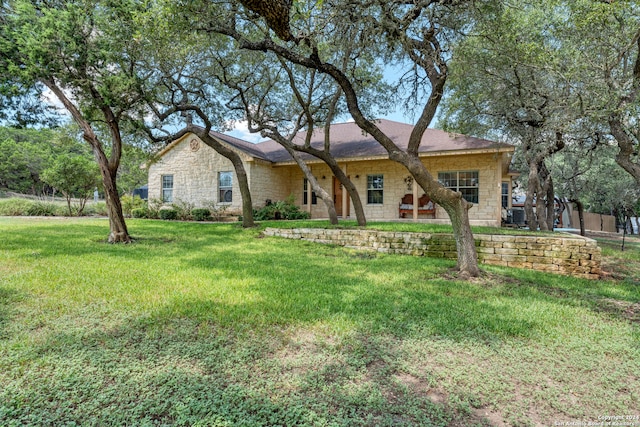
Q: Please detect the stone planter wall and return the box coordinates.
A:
[264,228,602,279]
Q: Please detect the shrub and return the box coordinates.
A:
[0,198,34,216]
[253,195,310,221]
[147,198,163,219]
[121,194,146,217]
[132,207,149,218]
[171,199,195,221]
[159,209,178,220]
[192,208,211,221]
[26,202,57,216]
[91,202,108,216]
[203,201,231,221]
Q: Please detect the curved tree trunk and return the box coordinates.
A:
[405,157,480,277]
[218,18,479,276]
[610,113,640,187]
[194,129,255,227]
[103,172,130,243]
[309,150,366,226]
[43,79,131,243]
[91,142,131,242]
[285,146,339,224]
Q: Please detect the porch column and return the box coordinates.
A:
[342,163,348,219]
[497,156,503,227]
[307,167,312,216]
[412,177,419,220]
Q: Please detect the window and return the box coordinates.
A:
[438,171,479,204]
[162,175,173,203]
[303,179,317,205]
[219,171,233,203]
[502,182,510,209]
[367,174,384,204]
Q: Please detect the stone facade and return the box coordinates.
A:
[287,152,510,226]
[148,135,291,212]
[264,228,602,279]
[148,132,513,226]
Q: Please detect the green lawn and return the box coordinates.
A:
[0,218,638,426]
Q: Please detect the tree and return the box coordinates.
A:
[0,137,47,195]
[209,42,375,226]
[41,154,100,215]
[440,0,577,231]
[0,125,91,196]
[0,0,150,242]
[205,0,483,276]
[125,21,258,228]
[559,1,640,187]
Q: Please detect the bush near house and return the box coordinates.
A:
[131,207,148,218]
[191,208,212,221]
[254,195,310,220]
[159,209,178,220]
[120,194,146,217]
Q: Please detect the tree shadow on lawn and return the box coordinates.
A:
[0,220,241,261]
[5,306,491,427]
[4,238,638,426]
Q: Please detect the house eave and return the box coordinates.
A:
[150,132,262,165]
[271,146,515,166]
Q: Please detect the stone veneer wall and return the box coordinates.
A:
[264,228,602,279]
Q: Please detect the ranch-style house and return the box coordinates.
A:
[147,120,516,226]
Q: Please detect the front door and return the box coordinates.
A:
[333,177,350,218]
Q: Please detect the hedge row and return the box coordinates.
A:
[0,198,108,217]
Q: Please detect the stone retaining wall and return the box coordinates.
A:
[264,228,602,279]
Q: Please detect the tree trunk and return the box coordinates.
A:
[285,145,339,224]
[194,129,255,227]
[571,199,585,236]
[525,164,539,231]
[405,157,480,277]
[541,165,555,230]
[65,195,73,216]
[610,114,640,187]
[446,197,479,278]
[311,151,366,226]
[43,79,132,243]
[103,172,131,243]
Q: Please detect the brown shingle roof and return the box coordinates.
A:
[212,119,513,163]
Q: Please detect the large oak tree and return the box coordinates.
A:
[0,0,151,242]
[207,0,483,276]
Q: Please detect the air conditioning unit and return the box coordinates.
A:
[221,189,232,203]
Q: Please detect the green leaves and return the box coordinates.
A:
[41,154,100,199]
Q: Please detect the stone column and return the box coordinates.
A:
[307,167,312,215]
[342,163,348,218]
[412,178,419,220]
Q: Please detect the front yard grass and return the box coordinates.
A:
[0,217,638,426]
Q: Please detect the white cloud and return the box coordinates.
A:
[39,87,70,115]
[224,120,268,143]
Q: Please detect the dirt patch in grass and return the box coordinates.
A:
[395,371,503,427]
[595,298,640,323]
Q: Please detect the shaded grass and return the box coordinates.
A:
[0,217,638,426]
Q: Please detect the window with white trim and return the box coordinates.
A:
[161,175,173,203]
[502,182,510,209]
[218,171,233,203]
[367,174,384,204]
[438,171,479,204]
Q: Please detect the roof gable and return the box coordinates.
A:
[160,120,513,164]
